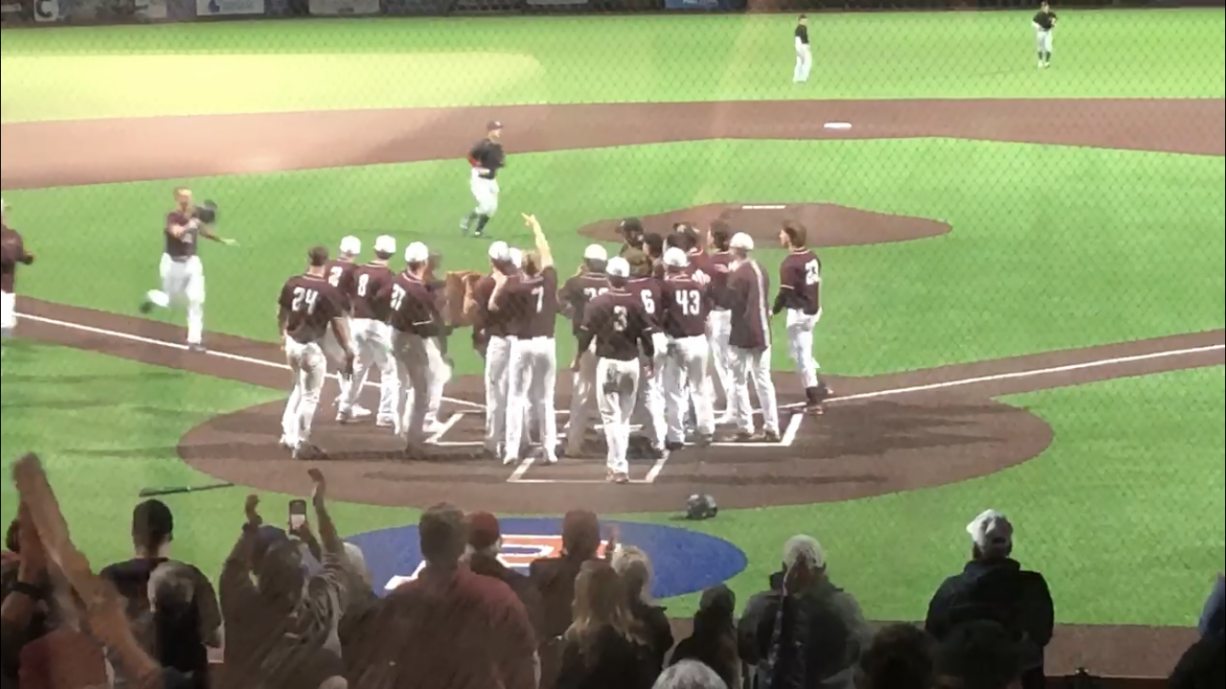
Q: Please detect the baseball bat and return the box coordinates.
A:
[138,482,235,498]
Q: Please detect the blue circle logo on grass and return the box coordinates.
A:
[347,518,747,598]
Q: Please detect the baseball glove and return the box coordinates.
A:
[195,201,218,224]
[445,271,482,326]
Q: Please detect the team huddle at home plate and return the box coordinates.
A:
[271,212,831,483]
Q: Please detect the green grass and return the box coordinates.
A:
[6,138,1223,377]
[2,11,1223,122]
[3,345,1221,625]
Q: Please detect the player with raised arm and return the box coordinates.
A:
[461,121,506,238]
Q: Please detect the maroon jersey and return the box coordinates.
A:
[474,274,516,338]
[324,258,357,312]
[500,266,559,339]
[382,272,441,336]
[728,259,771,350]
[163,210,198,259]
[777,250,822,315]
[685,251,714,285]
[1,226,30,293]
[559,272,610,336]
[278,274,346,344]
[348,262,394,320]
[661,274,710,339]
[627,276,662,331]
[582,289,653,361]
[707,251,734,309]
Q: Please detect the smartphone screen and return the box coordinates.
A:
[289,499,307,529]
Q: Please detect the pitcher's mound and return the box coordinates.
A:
[578,203,949,247]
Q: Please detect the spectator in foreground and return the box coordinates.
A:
[465,511,545,636]
[856,623,934,689]
[350,503,537,689]
[1199,574,1223,637]
[612,545,673,674]
[670,584,741,688]
[338,542,380,682]
[143,562,212,687]
[1169,631,1224,689]
[932,620,1023,689]
[925,510,1053,689]
[530,509,605,639]
[746,535,871,689]
[220,470,351,689]
[555,560,657,689]
[653,659,727,689]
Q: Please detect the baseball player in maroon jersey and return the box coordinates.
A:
[337,235,399,427]
[423,251,453,435]
[140,187,234,352]
[1,199,34,340]
[277,246,354,460]
[576,257,656,484]
[705,222,736,424]
[558,244,610,457]
[774,222,832,414]
[626,251,667,458]
[659,248,715,449]
[324,236,363,419]
[473,241,523,459]
[726,232,781,441]
[491,214,559,465]
[379,242,448,456]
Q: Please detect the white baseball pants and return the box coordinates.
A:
[1036,28,1053,55]
[391,330,437,449]
[281,337,327,450]
[597,358,641,476]
[785,309,821,389]
[794,42,812,83]
[565,343,598,455]
[471,171,499,217]
[484,336,514,453]
[341,318,398,422]
[425,340,452,429]
[0,291,15,333]
[146,254,205,345]
[707,309,734,416]
[632,332,669,449]
[321,319,357,404]
[505,336,557,461]
[664,336,715,444]
[730,346,780,436]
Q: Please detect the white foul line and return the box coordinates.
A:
[425,413,464,444]
[507,456,535,481]
[19,312,486,410]
[829,343,1224,404]
[643,450,670,483]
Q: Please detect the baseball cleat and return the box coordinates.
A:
[610,472,630,484]
[665,440,686,452]
[424,422,447,436]
[187,343,206,353]
[503,455,519,466]
[279,435,295,450]
[375,417,396,428]
[734,431,755,443]
[805,402,826,415]
[695,434,713,448]
[351,406,373,419]
[543,453,559,465]
[292,443,325,461]
[764,430,782,443]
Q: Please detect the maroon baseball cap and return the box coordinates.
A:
[487,120,503,131]
[468,511,501,550]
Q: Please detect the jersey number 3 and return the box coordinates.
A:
[612,305,628,332]
[292,287,319,314]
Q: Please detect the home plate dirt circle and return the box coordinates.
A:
[577,203,950,247]
[178,375,1052,514]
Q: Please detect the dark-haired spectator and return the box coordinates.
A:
[555,560,658,689]
[654,659,727,689]
[856,624,934,689]
[101,500,221,668]
[933,620,1023,689]
[1199,574,1223,637]
[613,546,673,675]
[1169,630,1224,689]
[465,511,545,637]
[926,510,1052,689]
[530,509,606,639]
[1,505,50,687]
[745,535,870,689]
[220,472,351,689]
[670,584,741,688]
[349,503,536,689]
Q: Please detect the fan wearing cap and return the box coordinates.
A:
[1,199,34,340]
[558,244,612,457]
[321,236,364,420]
[925,510,1053,689]
[337,235,400,428]
[659,247,716,449]
[464,512,546,637]
[276,246,354,460]
[378,241,448,457]
[725,232,781,442]
[461,121,506,238]
[575,256,656,483]
[473,241,523,459]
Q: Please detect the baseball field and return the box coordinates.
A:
[1,9,1223,676]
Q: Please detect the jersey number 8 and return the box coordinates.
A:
[356,273,370,297]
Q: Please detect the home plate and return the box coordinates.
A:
[824,122,852,130]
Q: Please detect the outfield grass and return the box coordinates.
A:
[3,345,1221,624]
[2,11,1223,122]
[8,138,1223,377]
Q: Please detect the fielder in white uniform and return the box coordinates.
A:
[474,242,522,458]
[141,188,234,351]
[794,15,812,84]
[659,248,715,449]
[726,233,781,441]
[461,121,505,238]
[1033,2,1057,68]
[277,246,354,460]
[774,223,832,414]
[337,235,400,428]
